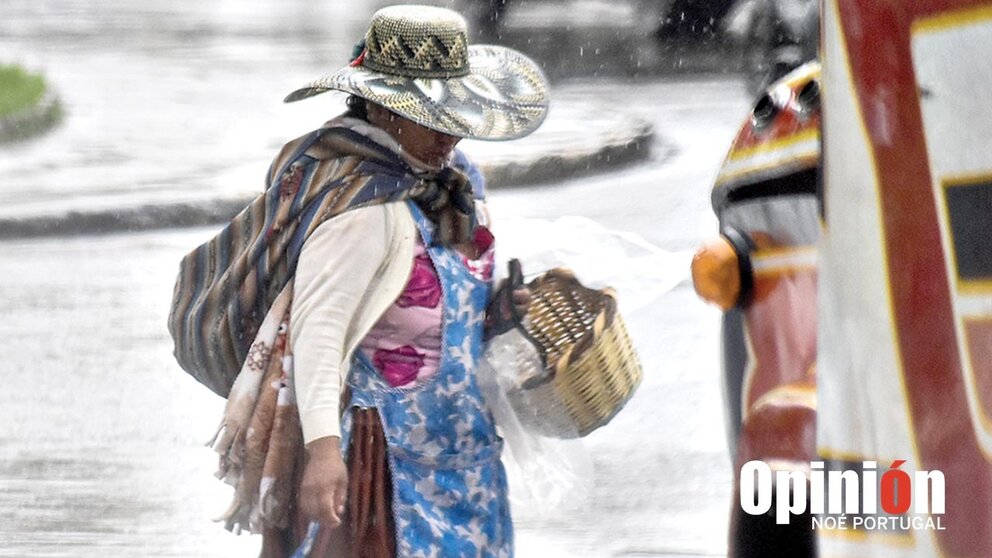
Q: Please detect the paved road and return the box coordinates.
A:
[488,77,750,557]
[0,75,751,557]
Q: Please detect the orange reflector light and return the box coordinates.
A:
[692,236,741,310]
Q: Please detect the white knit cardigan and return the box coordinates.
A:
[291,201,418,444]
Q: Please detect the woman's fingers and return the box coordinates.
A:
[301,475,345,527]
[301,436,349,528]
[333,472,348,519]
[318,490,343,528]
[512,287,531,317]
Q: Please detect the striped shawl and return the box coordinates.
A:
[168,118,480,397]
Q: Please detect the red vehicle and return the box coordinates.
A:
[695,0,992,555]
[817,0,992,556]
[693,61,821,557]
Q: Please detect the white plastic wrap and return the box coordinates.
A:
[480,215,688,514]
[478,337,593,516]
[490,215,691,317]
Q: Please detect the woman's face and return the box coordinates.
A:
[367,103,462,167]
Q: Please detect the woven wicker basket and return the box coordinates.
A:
[507,268,643,438]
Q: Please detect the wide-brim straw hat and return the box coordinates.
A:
[284,5,549,141]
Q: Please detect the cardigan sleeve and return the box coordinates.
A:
[291,205,390,444]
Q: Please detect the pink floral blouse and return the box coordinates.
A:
[359,227,495,387]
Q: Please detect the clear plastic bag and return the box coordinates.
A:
[490,215,691,316]
[481,215,687,515]
[478,340,593,516]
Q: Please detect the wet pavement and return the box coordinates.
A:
[0,0,659,233]
[0,96,657,238]
[0,76,750,558]
[0,0,753,556]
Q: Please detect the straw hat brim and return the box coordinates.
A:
[284,45,549,141]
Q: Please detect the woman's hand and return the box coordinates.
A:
[483,258,533,340]
[511,287,531,319]
[300,436,348,528]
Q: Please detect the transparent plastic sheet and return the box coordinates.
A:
[490,215,691,316]
[478,336,594,516]
[479,215,690,515]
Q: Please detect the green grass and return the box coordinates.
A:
[0,64,46,118]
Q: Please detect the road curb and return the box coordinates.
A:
[0,118,656,239]
[482,118,654,188]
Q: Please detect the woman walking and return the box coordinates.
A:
[173,5,550,557]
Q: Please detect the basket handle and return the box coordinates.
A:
[484,259,525,340]
[484,260,552,388]
[507,258,525,322]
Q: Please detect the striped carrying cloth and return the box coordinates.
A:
[168,117,479,397]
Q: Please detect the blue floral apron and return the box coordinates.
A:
[340,201,513,558]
